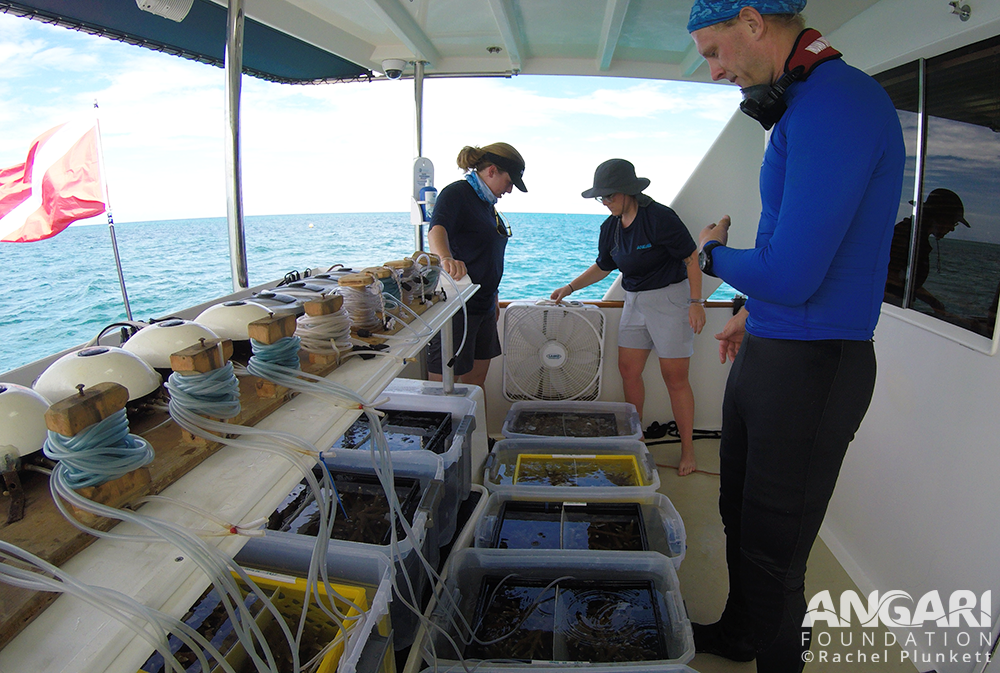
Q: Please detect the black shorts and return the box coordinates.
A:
[426,307,501,376]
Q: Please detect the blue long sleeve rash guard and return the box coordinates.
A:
[712,58,905,341]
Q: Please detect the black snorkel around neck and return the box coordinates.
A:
[739,28,843,130]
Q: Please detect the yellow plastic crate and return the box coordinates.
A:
[139,572,371,673]
[238,569,369,673]
[512,453,644,487]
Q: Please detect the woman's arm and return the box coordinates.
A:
[428,224,467,280]
[551,263,612,302]
[685,252,706,334]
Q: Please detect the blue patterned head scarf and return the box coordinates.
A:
[687,0,806,32]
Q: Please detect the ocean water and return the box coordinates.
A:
[0,212,611,374]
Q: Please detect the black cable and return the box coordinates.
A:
[276,270,301,286]
[643,420,721,445]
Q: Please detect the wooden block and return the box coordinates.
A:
[303,294,344,316]
[408,251,440,265]
[180,417,233,445]
[170,338,234,374]
[338,272,375,288]
[307,351,341,367]
[247,314,297,344]
[254,378,290,399]
[44,382,129,437]
[384,258,413,271]
[360,266,391,280]
[71,467,152,526]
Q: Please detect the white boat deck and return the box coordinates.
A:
[650,438,918,673]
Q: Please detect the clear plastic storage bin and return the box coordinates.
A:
[501,401,642,441]
[474,491,686,568]
[483,438,660,497]
[422,548,693,668]
[246,454,443,650]
[232,544,394,673]
[330,381,477,546]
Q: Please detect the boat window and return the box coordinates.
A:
[875,61,919,311]
[876,36,1000,341]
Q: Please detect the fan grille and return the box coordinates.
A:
[503,302,605,402]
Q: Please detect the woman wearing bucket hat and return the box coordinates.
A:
[551,158,704,476]
[426,142,526,389]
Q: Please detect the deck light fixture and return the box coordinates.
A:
[136,0,194,22]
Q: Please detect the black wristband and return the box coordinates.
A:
[699,241,724,278]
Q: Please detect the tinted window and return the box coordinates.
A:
[877,37,1000,338]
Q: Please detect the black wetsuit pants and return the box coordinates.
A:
[717,334,877,672]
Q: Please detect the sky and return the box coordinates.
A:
[0,11,743,225]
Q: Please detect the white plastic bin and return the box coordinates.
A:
[474,490,686,569]
[501,401,642,441]
[423,548,693,668]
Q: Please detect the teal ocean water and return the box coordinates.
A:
[0,212,612,374]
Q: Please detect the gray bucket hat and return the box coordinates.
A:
[581,159,651,198]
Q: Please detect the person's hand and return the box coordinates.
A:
[689,303,706,334]
[716,307,747,363]
[441,256,467,281]
[699,215,731,250]
[551,285,574,302]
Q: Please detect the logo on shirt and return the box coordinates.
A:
[636,243,652,250]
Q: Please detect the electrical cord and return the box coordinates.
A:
[642,419,721,443]
[643,420,723,476]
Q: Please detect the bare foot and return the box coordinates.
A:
[678,450,696,477]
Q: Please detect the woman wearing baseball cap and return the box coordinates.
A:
[552,158,705,476]
[427,142,526,389]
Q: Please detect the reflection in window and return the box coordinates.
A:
[877,36,1000,338]
[875,62,919,310]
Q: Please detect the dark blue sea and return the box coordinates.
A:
[0,212,612,374]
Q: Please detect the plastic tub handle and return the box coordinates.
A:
[456,414,476,442]
[418,478,445,527]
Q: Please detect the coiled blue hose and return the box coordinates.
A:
[43,409,154,489]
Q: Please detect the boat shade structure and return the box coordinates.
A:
[0,0,371,83]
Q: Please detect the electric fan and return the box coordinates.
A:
[503,300,605,401]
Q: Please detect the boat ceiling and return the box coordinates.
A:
[2,0,881,84]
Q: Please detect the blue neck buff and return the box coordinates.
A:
[465,170,497,205]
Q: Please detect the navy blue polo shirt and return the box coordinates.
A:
[429,180,507,312]
[595,200,696,292]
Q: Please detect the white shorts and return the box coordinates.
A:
[619,280,694,359]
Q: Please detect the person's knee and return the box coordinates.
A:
[618,362,643,382]
[659,359,690,386]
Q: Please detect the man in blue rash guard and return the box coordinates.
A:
[689,1,905,670]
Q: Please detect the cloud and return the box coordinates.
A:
[0,13,739,221]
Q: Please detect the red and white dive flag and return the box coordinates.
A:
[0,119,107,243]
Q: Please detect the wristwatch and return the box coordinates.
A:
[699,240,724,278]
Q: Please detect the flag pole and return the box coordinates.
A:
[93,100,133,321]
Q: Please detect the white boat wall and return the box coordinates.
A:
[0,0,998,671]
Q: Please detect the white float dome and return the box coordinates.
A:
[33,347,162,403]
[194,300,271,341]
[121,319,220,369]
[0,383,50,457]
